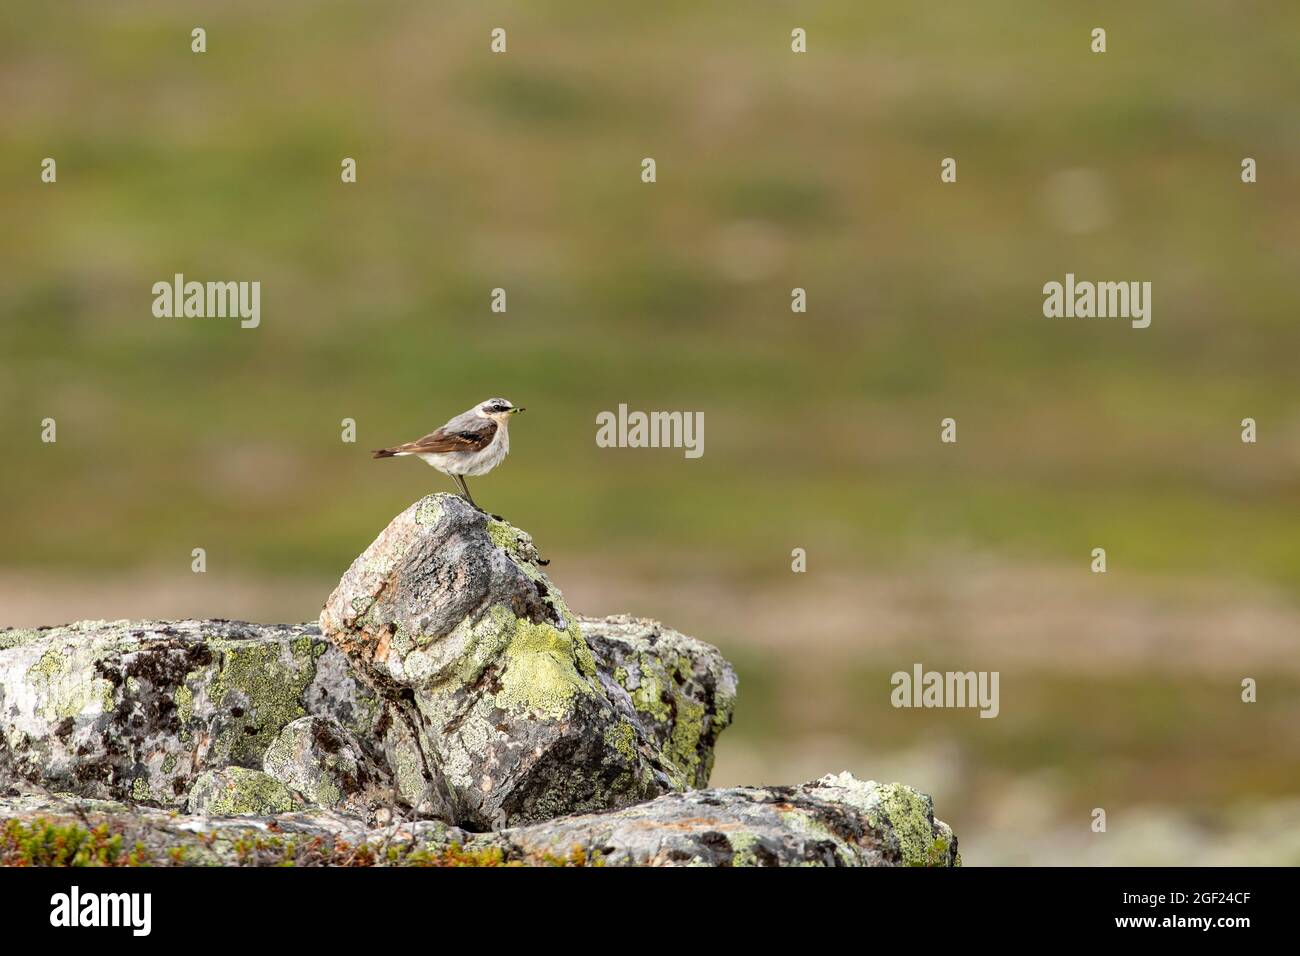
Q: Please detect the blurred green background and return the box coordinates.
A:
[2,1,1299,863]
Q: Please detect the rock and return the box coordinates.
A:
[581,615,737,790]
[263,716,387,811]
[0,773,958,867]
[0,620,385,808]
[319,494,724,828]
[501,773,960,866]
[0,611,734,824]
[0,498,962,866]
[187,767,296,816]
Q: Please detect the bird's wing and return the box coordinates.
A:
[393,417,497,454]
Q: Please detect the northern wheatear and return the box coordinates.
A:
[372,398,524,512]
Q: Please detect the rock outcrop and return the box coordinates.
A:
[0,493,959,866]
[0,774,958,867]
[318,494,733,828]
[0,619,382,809]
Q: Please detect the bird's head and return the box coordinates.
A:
[478,397,525,423]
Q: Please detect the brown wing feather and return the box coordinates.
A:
[393,418,497,455]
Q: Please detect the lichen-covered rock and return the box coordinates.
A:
[319,494,695,829]
[580,615,737,789]
[0,612,735,826]
[0,620,384,808]
[187,767,296,816]
[500,773,960,866]
[263,716,386,811]
[0,773,958,867]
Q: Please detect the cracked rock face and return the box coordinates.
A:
[319,494,732,829]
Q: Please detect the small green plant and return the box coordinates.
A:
[1,818,149,867]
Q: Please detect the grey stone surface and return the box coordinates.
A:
[0,619,383,808]
[263,715,388,811]
[319,494,731,828]
[0,773,958,867]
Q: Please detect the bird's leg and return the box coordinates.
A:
[452,474,478,509]
[454,475,504,521]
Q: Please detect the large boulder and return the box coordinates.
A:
[0,610,735,826]
[319,494,732,828]
[0,620,384,808]
[582,615,736,790]
[0,773,959,867]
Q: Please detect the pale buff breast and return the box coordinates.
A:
[420,422,509,477]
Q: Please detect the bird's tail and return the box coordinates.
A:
[371,448,398,459]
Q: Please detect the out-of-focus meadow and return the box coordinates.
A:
[2,2,1299,863]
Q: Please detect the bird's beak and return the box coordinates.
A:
[511,407,525,414]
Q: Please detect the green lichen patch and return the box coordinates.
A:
[0,629,43,652]
[187,768,295,816]
[206,639,316,764]
[415,496,445,526]
[603,720,639,763]
[25,644,115,721]
[494,608,598,720]
[868,782,941,867]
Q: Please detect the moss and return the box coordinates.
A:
[493,608,597,719]
[415,496,445,526]
[1,818,145,867]
[868,782,941,867]
[485,518,520,553]
[452,605,595,720]
[535,844,603,867]
[667,697,706,779]
[207,640,315,764]
[28,646,68,682]
[174,683,194,723]
[630,669,671,722]
[726,831,762,867]
[0,629,42,651]
[603,720,638,763]
[189,768,295,816]
[27,645,114,720]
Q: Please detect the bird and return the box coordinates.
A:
[372,398,524,514]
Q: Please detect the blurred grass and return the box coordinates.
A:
[2,1,1296,588]
[1,1,1298,860]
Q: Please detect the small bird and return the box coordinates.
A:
[372,398,524,513]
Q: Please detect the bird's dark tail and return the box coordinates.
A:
[371,448,398,459]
